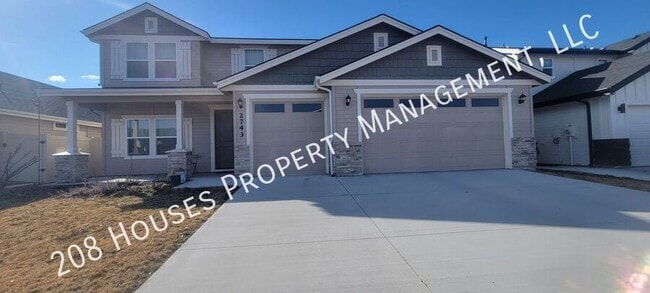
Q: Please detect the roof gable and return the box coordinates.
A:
[82,2,209,38]
[217,14,421,88]
[319,26,551,84]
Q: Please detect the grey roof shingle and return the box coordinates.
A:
[534,51,650,107]
[0,71,101,122]
[605,31,650,52]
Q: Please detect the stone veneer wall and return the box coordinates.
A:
[332,143,363,176]
[167,151,193,177]
[54,153,89,184]
[234,145,250,175]
[512,137,537,169]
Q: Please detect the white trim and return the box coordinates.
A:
[318,26,551,84]
[353,87,514,169]
[221,85,317,91]
[122,115,179,159]
[209,104,234,172]
[91,35,205,42]
[144,17,158,34]
[210,38,315,45]
[373,32,388,51]
[0,108,102,128]
[242,93,328,172]
[82,3,210,39]
[217,15,420,88]
[37,87,223,97]
[426,45,442,66]
[322,79,542,86]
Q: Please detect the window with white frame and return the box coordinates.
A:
[125,42,177,79]
[155,118,176,155]
[244,49,265,69]
[541,58,553,76]
[374,32,388,51]
[144,17,158,33]
[426,45,442,66]
[126,118,177,157]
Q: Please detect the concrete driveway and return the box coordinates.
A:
[138,170,650,292]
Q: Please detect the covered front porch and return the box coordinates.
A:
[38,87,232,184]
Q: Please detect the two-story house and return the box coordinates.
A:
[40,3,550,183]
[523,32,650,167]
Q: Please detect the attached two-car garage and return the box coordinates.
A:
[361,96,507,174]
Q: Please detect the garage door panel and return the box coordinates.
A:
[362,97,505,174]
[253,102,325,175]
[626,106,650,166]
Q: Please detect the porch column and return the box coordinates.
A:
[66,101,78,153]
[175,100,184,150]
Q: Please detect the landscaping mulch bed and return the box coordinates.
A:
[538,169,650,192]
[0,181,227,292]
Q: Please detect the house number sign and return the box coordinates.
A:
[238,112,244,138]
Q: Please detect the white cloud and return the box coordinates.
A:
[48,75,67,83]
[97,0,132,10]
[81,74,100,80]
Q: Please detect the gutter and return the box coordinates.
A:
[314,77,335,176]
[577,100,594,166]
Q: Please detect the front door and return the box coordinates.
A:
[214,109,234,170]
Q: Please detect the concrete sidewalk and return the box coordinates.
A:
[138,170,650,292]
[539,165,650,181]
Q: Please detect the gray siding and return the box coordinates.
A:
[340,35,532,80]
[89,10,200,37]
[100,40,203,88]
[201,43,302,84]
[103,100,230,176]
[234,23,414,85]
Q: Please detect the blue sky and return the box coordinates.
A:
[0,0,648,88]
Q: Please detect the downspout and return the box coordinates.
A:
[314,77,334,175]
[577,100,594,166]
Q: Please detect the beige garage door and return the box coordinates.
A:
[362,97,505,174]
[253,101,326,175]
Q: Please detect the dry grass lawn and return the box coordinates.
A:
[0,181,227,292]
[538,169,650,192]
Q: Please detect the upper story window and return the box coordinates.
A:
[374,32,388,51]
[231,48,276,73]
[244,49,265,70]
[426,45,442,66]
[541,58,553,76]
[125,42,177,80]
[144,17,158,34]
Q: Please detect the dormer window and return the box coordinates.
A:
[426,45,442,66]
[374,32,388,51]
[144,17,158,34]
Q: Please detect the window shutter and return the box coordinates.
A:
[183,118,193,151]
[264,48,277,61]
[178,41,192,79]
[111,119,126,157]
[231,48,243,74]
[109,40,123,79]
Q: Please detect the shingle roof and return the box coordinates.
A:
[605,31,650,52]
[534,51,650,108]
[0,71,101,122]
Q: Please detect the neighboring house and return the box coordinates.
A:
[39,3,551,183]
[531,32,650,167]
[0,71,103,183]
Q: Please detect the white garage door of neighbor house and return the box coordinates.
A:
[627,105,650,166]
[362,97,506,174]
[252,101,326,175]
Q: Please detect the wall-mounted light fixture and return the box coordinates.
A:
[617,103,626,113]
[237,98,243,109]
[518,93,527,104]
[345,95,351,107]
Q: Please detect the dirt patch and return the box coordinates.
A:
[537,169,650,192]
[0,182,227,292]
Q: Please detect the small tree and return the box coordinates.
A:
[0,144,38,190]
